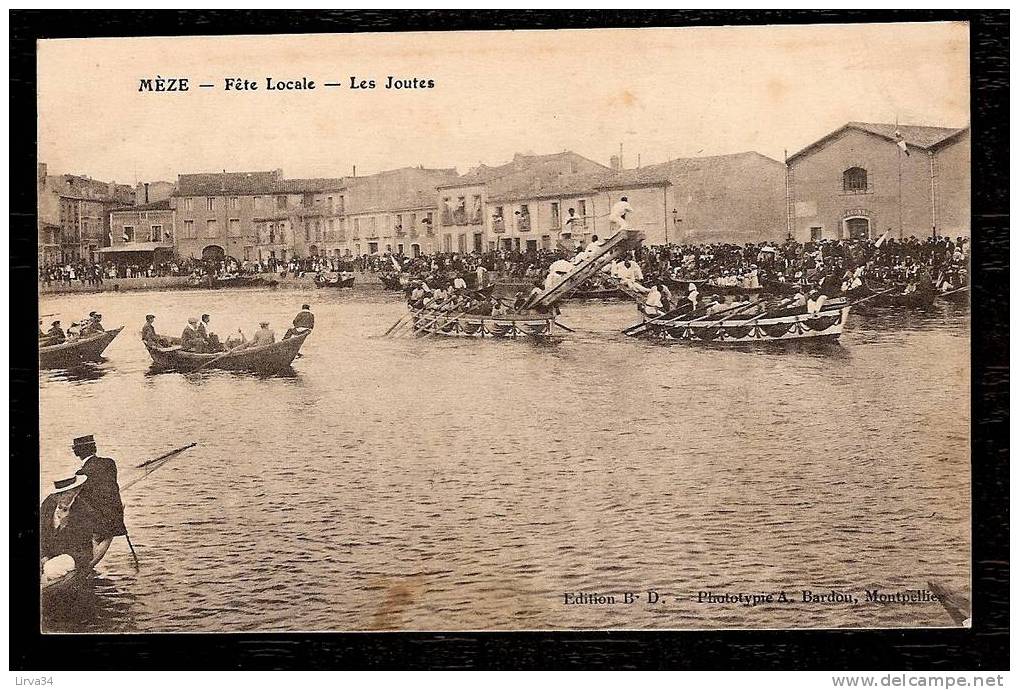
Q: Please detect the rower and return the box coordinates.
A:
[46,320,66,344]
[806,289,827,315]
[250,321,276,347]
[642,284,665,318]
[71,434,128,567]
[285,304,315,339]
[180,317,204,352]
[687,282,700,310]
[141,314,160,345]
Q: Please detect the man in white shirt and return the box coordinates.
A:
[453,275,467,291]
[642,284,664,317]
[609,196,634,233]
[475,265,488,288]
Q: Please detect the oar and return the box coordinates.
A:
[133,441,199,471]
[939,285,969,297]
[553,320,576,332]
[740,297,796,326]
[623,301,696,337]
[423,304,476,338]
[692,299,764,331]
[845,286,899,308]
[392,296,452,337]
[385,304,425,336]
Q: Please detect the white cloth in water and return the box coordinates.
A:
[42,554,76,584]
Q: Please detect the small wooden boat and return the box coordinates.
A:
[191,274,271,289]
[411,309,555,339]
[629,305,850,344]
[41,544,110,594]
[145,330,310,373]
[847,283,936,308]
[314,273,355,289]
[39,327,123,368]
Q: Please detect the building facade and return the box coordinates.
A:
[787,121,970,242]
[103,199,176,267]
[37,163,136,264]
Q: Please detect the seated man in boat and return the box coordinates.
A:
[200,314,227,351]
[616,259,649,294]
[409,283,427,308]
[687,283,700,310]
[40,475,100,577]
[80,311,105,336]
[180,317,205,352]
[140,314,166,346]
[806,290,828,315]
[45,320,66,345]
[284,305,315,339]
[249,321,277,348]
[544,259,574,290]
[641,284,665,318]
[571,235,604,266]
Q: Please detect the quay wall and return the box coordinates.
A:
[39,272,384,295]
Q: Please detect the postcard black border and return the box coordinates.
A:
[10,10,1008,671]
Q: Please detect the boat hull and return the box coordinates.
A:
[39,327,123,368]
[633,306,850,344]
[411,310,554,338]
[315,276,355,288]
[145,330,310,373]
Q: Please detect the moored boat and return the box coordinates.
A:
[39,326,124,368]
[145,330,310,373]
[628,305,850,344]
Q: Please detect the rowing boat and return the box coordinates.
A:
[628,305,851,344]
[314,273,356,289]
[39,326,124,368]
[145,330,310,372]
[411,309,555,338]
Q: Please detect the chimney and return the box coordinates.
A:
[609,155,622,171]
[144,182,150,204]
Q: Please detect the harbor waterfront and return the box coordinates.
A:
[39,285,969,632]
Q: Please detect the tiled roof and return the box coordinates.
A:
[111,199,172,213]
[175,171,281,196]
[438,152,603,189]
[788,122,968,161]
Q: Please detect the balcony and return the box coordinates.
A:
[492,218,506,233]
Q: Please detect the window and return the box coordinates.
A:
[327,219,335,240]
[230,197,239,210]
[268,224,276,244]
[470,195,482,224]
[843,167,868,192]
[408,213,416,235]
[354,218,361,238]
[228,218,241,237]
[123,226,134,243]
[576,199,588,227]
[304,220,310,242]
[810,226,823,242]
[550,202,560,228]
[206,197,215,211]
[276,195,288,210]
[454,197,467,225]
[443,234,452,252]
[183,220,194,238]
[151,224,162,241]
[457,233,467,252]
[303,193,315,206]
[395,214,403,235]
[367,216,377,237]
[254,196,263,211]
[314,220,322,242]
[516,204,531,232]
[492,206,505,232]
[442,197,453,225]
[184,197,194,212]
[206,219,218,238]
[327,196,334,211]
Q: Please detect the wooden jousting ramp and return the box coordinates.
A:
[525,230,643,308]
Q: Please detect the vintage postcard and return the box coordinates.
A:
[35,21,972,635]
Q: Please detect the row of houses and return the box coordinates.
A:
[41,120,970,268]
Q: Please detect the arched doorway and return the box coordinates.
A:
[844,217,871,240]
[202,245,225,262]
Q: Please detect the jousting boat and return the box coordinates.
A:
[405,230,643,339]
[627,304,851,344]
[39,326,124,368]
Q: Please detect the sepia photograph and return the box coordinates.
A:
[24,15,987,648]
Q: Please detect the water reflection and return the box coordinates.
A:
[41,362,110,382]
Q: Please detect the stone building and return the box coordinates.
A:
[786,121,970,242]
[37,163,135,264]
[103,199,176,268]
[135,180,175,206]
[171,171,346,262]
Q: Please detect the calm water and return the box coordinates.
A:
[39,286,970,632]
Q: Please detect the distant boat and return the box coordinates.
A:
[314,273,355,289]
[627,305,850,345]
[39,326,123,368]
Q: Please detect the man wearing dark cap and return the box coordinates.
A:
[71,435,127,557]
[285,304,315,339]
[46,320,66,344]
[141,314,159,346]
